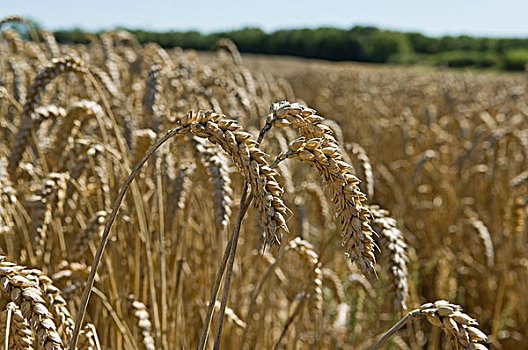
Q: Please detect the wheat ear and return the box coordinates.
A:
[0,15,39,42]
[25,173,69,261]
[373,300,488,350]
[128,295,156,350]
[7,58,27,105]
[41,30,61,58]
[467,213,495,269]
[369,205,410,310]
[0,256,65,349]
[271,131,376,274]
[510,169,528,188]
[347,142,375,199]
[189,136,233,232]
[0,302,34,350]
[9,56,87,173]
[265,101,376,274]
[25,270,76,341]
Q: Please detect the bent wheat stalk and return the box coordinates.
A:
[70,110,288,349]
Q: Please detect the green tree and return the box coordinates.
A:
[364,31,411,63]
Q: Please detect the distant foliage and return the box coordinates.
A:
[49,26,528,69]
[431,51,501,68]
[503,49,528,70]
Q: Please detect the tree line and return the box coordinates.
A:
[53,26,528,70]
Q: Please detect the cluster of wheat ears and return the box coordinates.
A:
[0,15,526,349]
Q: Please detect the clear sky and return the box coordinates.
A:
[2,0,527,37]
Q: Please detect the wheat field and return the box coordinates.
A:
[0,16,526,349]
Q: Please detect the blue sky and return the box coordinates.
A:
[3,0,527,37]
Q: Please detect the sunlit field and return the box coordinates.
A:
[1,16,527,349]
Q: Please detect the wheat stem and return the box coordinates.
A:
[372,310,418,349]
[213,184,252,349]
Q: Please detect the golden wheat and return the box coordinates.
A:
[4,19,527,349]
